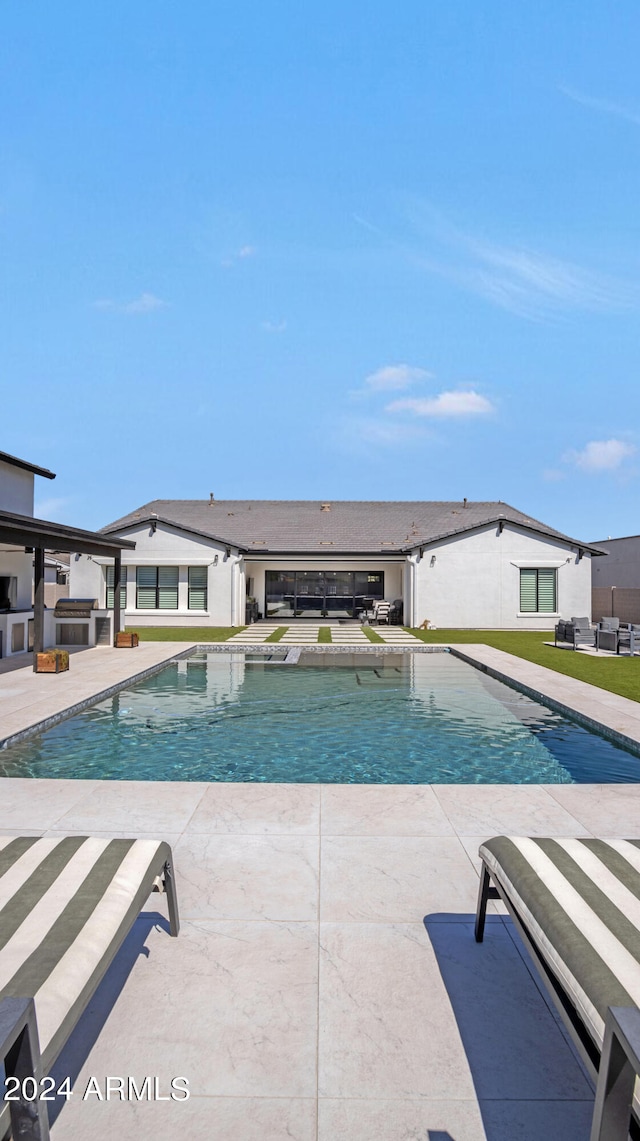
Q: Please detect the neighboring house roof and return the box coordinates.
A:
[102,499,606,556]
[0,449,56,480]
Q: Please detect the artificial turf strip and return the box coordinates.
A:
[265,627,288,642]
[126,627,240,641]
[318,627,332,643]
[361,625,384,643]
[408,629,640,704]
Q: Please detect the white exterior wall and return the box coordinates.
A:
[0,460,35,515]
[412,523,592,629]
[245,559,404,618]
[0,550,35,609]
[70,521,238,626]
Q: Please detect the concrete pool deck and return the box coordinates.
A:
[1,643,640,1138]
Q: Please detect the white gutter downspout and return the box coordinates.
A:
[407,552,419,628]
[230,554,238,626]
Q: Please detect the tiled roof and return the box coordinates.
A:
[102,499,605,555]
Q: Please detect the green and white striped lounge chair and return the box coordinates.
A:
[476,837,640,1141]
[0,835,179,1141]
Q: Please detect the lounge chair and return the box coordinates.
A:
[476,836,640,1141]
[0,836,179,1140]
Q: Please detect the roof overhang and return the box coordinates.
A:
[0,509,136,557]
[402,516,609,557]
[101,514,245,552]
[0,450,56,480]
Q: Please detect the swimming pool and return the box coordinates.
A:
[1,650,638,784]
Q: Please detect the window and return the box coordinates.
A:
[136,566,178,609]
[105,566,127,610]
[188,566,208,610]
[520,568,556,613]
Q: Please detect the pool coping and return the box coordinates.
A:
[2,642,640,767]
[450,645,640,759]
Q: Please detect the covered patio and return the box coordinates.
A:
[0,509,136,667]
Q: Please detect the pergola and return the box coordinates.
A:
[0,509,136,668]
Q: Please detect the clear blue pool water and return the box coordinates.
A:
[2,651,639,784]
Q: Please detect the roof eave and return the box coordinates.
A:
[402,516,607,556]
[101,514,248,553]
[0,450,56,480]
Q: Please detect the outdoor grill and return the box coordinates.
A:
[53,598,98,618]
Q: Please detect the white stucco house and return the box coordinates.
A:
[0,449,135,659]
[70,497,605,630]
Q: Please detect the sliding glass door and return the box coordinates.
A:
[265,571,384,618]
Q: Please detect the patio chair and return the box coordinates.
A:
[596,616,620,654]
[372,601,391,625]
[618,624,640,656]
[476,836,640,1141]
[563,616,595,651]
[389,599,404,625]
[0,835,179,1140]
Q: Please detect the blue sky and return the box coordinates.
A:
[2,2,639,541]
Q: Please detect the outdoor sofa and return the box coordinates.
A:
[0,835,179,1140]
[476,836,640,1141]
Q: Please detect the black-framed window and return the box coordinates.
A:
[520,568,556,613]
[105,565,127,610]
[188,567,208,610]
[136,566,178,609]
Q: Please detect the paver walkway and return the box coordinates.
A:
[227,623,421,646]
[374,626,423,644]
[226,624,283,644]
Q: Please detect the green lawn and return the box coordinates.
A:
[126,626,240,642]
[408,629,640,703]
[265,627,287,642]
[318,627,332,643]
[361,625,384,643]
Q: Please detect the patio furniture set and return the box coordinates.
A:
[555,616,640,654]
[360,598,403,625]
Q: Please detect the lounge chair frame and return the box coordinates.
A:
[475,861,640,1141]
[0,846,179,1140]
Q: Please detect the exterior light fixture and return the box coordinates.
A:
[430,555,436,567]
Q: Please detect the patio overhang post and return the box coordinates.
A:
[113,553,122,642]
[32,546,45,669]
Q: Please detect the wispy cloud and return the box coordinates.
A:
[94,292,167,315]
[34,496,73,522]
[396,201,638,320]
[560,85,640,126]
[360,363,432,393]
[336,416,429,450]
[221,245,257,268]
[564,438,636,473]
[387,390,494,418]
[261,319,287,333]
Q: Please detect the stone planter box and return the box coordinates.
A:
[35,649,70,674]
[115,632,139,648]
